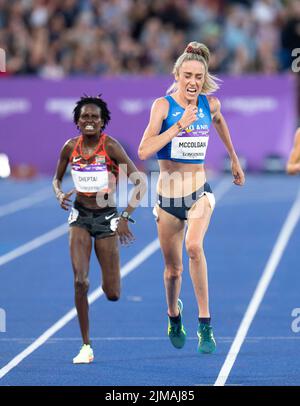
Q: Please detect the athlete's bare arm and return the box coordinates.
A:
[286,128,300,175]
[52,138,77,210]
[208,96,245,186]
[106,136,147,244]
[106,136,147,214]
[139,97,204,160]
[138,98,170,160]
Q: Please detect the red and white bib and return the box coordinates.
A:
[69,134,119,197]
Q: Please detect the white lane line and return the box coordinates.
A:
[1,336,299,343]
[212,176,233,203]
[0,177,231,270]
[219,194,297,206]
[0,175,229,219]
[0,179,73,218]
[0,224,68,268]
[0,238,160,379]
[0,177,231,379]
[0,187,52,218]
[214,189,300,387]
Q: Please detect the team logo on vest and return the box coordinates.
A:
[72,156,88,169]
[198,108,205,119]
[73,156,82,163]
[95,155,106,164]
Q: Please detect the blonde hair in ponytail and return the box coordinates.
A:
[167,42,221,95]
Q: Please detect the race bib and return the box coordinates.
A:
[171,136,209,160]
[68,208,79,225]
[71,164,109,193]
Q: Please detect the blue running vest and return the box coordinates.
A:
[157,95,212,164]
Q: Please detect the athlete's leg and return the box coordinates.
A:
[69,226,92,345]
[155,206,185,317]
[94,235,120,301]
[185,195,213,318]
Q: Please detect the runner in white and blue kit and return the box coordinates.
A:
[158,94,211,164]
[139,42,245,354]
[156,93,216,221]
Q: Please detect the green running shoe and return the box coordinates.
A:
[168,299,186,349]
[197,323,216,354]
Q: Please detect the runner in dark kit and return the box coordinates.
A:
[53,95,145,363]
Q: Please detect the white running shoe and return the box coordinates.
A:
[73,344,94,364]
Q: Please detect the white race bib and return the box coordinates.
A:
[171,136,209,160]
[71,167,109,193]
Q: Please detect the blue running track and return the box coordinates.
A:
[0,174,299,386]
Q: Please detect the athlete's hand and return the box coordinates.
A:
[57,189,75,210]
[180,104,198,129]
[116,218,135,246]
[231,159,245,186]
[286,162,300,175]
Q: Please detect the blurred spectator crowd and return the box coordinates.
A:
[0,0,299,78]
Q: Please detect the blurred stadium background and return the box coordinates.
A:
[0,0,299,177]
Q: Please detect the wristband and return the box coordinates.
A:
[176,120,183,131]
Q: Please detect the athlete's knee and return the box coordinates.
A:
[186,240,204,261]
[74,275,89,295]
[164,263,183,280]
[107,293,120,302]
[103,285,120,301]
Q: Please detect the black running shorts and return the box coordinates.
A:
[68,201,119,239]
